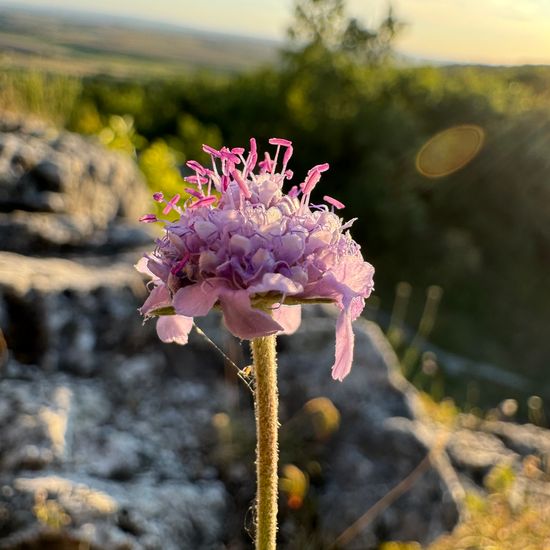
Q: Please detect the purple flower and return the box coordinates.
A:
[137,139,374,380]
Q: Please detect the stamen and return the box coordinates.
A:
[189,195,217,209]
[220,148,241,164]
[324,195,345,209]
[162,194,181,215]
[202,144,221,158]
[258,152,273,173]
[185,187,204,199]
[170,252,190,275]
[302,170,322,195]
[153,192,164,202]
[244,152,258,178]
[269,138,292,147]
[223,160,236,177]
[184,175,209,185]
[272,145,281,174]
[186,160,206,175]
[139,214,158,223]
[232,169,252,199]
[282,146,293,171]
[221,175,230,191]
[308,163,330,174]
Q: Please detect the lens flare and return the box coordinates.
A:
[416,125,485,178]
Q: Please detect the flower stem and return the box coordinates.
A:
[251,334,279,550]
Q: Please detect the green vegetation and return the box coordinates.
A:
[1,0,550,412]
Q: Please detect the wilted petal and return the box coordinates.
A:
[272,304,301,335]
[173,280,226,317]
[248,273,303,296]
[331,307,354,381]
[156,315,193,345]
[135,256,156,278]
[140,284,171,317]
[220,290,283,339]
[333,256,375,298]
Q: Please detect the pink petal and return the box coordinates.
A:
[156,315,193,345]
[135,256,155,278]
[332,257,375,311]
[173,280,226,317]
[140,284,171,317]
[332,308,354,381]
[272,304,302,335]
[219,290,283,340]
[248,273,303,296]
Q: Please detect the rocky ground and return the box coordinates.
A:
[0,116,549,549]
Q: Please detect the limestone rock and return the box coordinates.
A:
[0,114,151,253]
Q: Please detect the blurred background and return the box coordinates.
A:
[1,0,547,415]
[1,0,550,548]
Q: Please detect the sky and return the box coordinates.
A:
[4,0,550,65]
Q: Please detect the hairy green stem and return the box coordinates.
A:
[251,335,279,550]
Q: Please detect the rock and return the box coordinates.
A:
[0,474,227,550]
[0,365,229,548]
[0,251,159,373]
[276,308,459,548]
[0,114,151,253]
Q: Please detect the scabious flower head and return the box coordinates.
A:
[136,138,374,380]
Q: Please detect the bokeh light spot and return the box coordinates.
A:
[416,125,485,178]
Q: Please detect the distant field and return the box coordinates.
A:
[0,7,278,77]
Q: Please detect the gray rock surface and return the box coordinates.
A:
[0,112,151,252]
[276,311,459,549]
[0,367,228,549]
